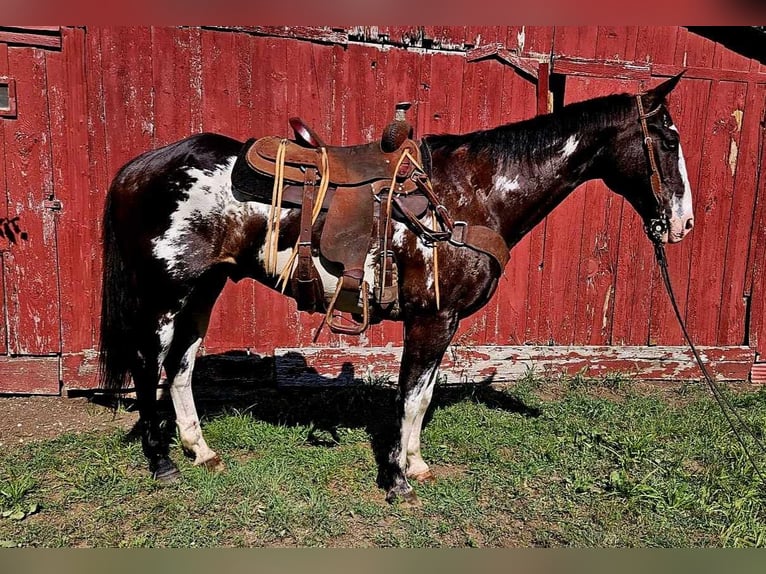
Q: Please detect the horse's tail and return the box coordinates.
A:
[98,187,136,391]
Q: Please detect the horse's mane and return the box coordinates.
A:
[424,92,637,164]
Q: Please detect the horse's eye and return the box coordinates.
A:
[663,138,679,151]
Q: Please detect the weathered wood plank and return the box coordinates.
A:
[0,43,8,355]
[0,356,59,394]
[635,26,678,65]
[752,363,766,385]
[594,26,639,62]
[275,345,756,386]
[46,27,94,358]
[151,26,195,146]
[60,350,99,391]
[0,28,62,49]
[59,342,759,392]
[552,57,651,80]
[745,95,766,357]
[717,82,764,345]
[3,45,60,355]
[685,81,747,344]
[205,26,348,46]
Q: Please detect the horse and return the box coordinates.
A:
[98,73,694,504]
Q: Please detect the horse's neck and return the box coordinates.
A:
[484,123,608,248]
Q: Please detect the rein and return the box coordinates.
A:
[654,244,766,484]
[638,94,766,483]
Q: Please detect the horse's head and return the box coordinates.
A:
[603,73,694,245]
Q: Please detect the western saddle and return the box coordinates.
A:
[231,102,509,335]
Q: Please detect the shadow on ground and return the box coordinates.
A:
[91,351,540,488]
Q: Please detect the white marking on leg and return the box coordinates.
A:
[168,337,219,466]
[399,363,439,478]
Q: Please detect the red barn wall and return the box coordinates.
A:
[1,26,765,393]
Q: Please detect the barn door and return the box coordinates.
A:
[0,35,63,394]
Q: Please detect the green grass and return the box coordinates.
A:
[1,377,766,547]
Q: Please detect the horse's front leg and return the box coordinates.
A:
[383,312,458,504]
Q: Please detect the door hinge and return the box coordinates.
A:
[44,199,63,211]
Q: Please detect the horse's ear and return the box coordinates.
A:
[641,71,685,109]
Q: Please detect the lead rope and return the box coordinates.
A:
[654,243,766,484]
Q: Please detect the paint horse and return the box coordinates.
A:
[99,74,693,504]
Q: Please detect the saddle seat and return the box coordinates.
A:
[246,133,422,193]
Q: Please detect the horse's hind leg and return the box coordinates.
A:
[163,272,227,472]
[132,316,179,482]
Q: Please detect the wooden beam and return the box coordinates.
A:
[0,356,59,395]
[552,57,651,80]
[652,63,766,84]
[466,43,539,79]
[202,26,348,45]
[551,56,766,84]
[275,345,757,386]
[0,27,61,49]
[56,345,760,393]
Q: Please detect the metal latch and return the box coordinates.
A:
[44,199,63,211]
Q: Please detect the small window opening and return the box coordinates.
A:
[0,78,17,118]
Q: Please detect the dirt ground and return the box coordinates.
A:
[0,379,761,448]
[0,395,139,448]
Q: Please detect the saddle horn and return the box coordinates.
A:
[381,102,413,153]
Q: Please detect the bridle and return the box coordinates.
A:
[636,94,670,245]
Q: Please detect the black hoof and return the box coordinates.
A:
[152,458,180,483]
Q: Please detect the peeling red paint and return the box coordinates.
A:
[3,26,766,393]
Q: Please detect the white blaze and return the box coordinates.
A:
[667,125,694,243]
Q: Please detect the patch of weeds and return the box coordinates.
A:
[598,371,634,391]
[0,472,39,521]
[509,367,544,401]
[563,369,591,391]
[361,372,393,387]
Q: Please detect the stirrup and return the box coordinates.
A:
[325,278,370,335]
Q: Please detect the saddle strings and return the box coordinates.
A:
[265,139,288,276]
[381,148,442,309]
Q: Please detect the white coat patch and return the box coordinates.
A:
[152,158,261,277]
[561,135,579,159]
[494,174,520,195]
